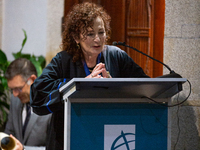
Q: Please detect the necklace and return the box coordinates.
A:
[88,67,94,73]
[83,53,101,76]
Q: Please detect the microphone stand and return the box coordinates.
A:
[113,41,191,108]
[113,41,182,78]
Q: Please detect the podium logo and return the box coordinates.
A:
[104,125,136,150]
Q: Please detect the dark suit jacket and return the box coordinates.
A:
[4,95,51,150]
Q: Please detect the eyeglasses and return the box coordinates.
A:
[9,79,29,94]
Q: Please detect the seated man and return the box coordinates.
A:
[3,58,51,150]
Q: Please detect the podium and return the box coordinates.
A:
[59,78,187,150]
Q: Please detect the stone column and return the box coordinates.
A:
[45,0,64,64]
[164,0,200,149]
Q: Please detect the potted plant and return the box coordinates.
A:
[0,29,46,129]
[0,49,10,129]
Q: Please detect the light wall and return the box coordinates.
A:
[1,0,63,63]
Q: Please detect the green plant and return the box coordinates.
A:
[12,29,46,76]
[0,49,10,128]
[0,29,46,128]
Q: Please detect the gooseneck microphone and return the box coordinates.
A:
[113,41,182,78]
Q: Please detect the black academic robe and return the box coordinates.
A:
[30,45,149,150]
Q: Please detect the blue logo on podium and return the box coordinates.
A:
[104,124,135,150]
[111,130,135,150]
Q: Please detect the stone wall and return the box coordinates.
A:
[164,0,200,149]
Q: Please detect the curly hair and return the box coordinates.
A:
[62,2,111,62]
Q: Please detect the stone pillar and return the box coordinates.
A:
[45,0,64,64]
[164,0,200,149]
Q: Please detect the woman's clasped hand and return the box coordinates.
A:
[86,63,111,78]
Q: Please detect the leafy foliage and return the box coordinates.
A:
[0,49,10,127]
[0,29,46,128]
[12,29,46,76]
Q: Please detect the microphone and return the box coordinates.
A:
[0,132,16,150]
[113,41,182,78]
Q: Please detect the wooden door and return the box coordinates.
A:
[64,0,164,77]
[126,0,154,76]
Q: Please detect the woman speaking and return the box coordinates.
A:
[30,2,149,150]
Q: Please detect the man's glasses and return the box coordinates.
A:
[10,79,29,94]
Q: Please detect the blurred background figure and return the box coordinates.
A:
[4,58,51,150]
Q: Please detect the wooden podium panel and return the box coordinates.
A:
[60,78,186,150]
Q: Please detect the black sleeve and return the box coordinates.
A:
[118,50,149,78]
[30,53,71,115]
[105,46,149,78]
